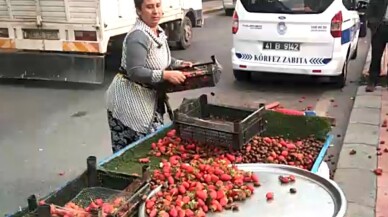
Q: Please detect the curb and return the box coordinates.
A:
[334,86,385,217]
[203,6,224,14]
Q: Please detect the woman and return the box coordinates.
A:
[106,0,192,153]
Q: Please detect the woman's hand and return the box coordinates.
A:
[180,61,193,67]
[163,70,186,85]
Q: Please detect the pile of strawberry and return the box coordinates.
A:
[145,156,260,217]
[147,130,323,171]
[39,197,127,217]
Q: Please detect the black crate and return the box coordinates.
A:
[163,55,222,93]
[11,156,138,217]
[173,94,266,150]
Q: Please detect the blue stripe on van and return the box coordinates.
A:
[341,22,359,44]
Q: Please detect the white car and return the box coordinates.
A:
[223,0,237,15]
[231,0,361,88]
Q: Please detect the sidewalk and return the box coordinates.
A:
[203,0,223,14]
[334,86,388,217]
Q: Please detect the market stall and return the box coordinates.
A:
[11,93,346,217]
[10,57,346,217]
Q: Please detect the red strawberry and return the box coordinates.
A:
[251,174,259,183]
[169,208,178,217]
[167,129,176,137]
[182,182,190,189]
[220,174,231,181]
[266,192,274,200]
[216,190,226,200]
[219,197,228,206]
[185,209,194,217]
[204,175,212,183]
[196,209,206,217]
[182,196,190,204]
[95,198,104,206]
[149,209,157,217]
[374,168,383,175]
[159,211,169,217]
[211,175,219,182]
[178,185,186,194]
[168,176,175,185]
[246,185,254,193]
[146,200,155,209]
[226,154,235,162]
[209,190,217,199]
[196,190,208,201]
[197,199,205,207]
[178,209,185,217]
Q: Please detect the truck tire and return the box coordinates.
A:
[233,70,251,81]
[177,17,192,50]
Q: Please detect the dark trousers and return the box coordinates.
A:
[369,23,388,84]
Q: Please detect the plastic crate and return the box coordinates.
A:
[173,94,266,150]
[163,55,222,93]
[12,156,142,217]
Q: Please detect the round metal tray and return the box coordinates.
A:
[139,163,346,217]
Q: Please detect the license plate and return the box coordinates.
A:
[263,42,300,51]
[24,29,59,40]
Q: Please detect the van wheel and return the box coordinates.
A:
[350,45,358,60]
[177,17,192,50]
[332,59,348,88]
[233,70,251,81]
[225,9,234,16]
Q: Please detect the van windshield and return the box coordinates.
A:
[240,0,335,14]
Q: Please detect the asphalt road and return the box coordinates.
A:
[0,11,369,215]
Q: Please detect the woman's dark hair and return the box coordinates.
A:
[134,0,143,10]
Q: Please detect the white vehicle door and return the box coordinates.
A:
[341,0,360,53]
[234,0,342,66]
[182,0,202,11]
[162,0,181,19]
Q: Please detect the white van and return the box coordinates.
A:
[231,0,361,87]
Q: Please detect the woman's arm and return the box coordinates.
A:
[124,30,163,84]
[170,57,184,68]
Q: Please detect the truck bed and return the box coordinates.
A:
[0,0,98,24]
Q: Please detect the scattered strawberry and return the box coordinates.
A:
[266,192,274,201]
[373,168,383,175]
[138,157,150,163]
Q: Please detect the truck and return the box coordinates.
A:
[0,0,203,84]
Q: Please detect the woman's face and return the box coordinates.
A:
[138,0,163,28]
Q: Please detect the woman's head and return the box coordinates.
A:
[135,0,162,28]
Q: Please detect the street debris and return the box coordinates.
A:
[289,188,297,194]
[349,149,357,155]
[71,111,87,118]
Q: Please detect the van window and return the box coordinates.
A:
[240,0,335,14]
